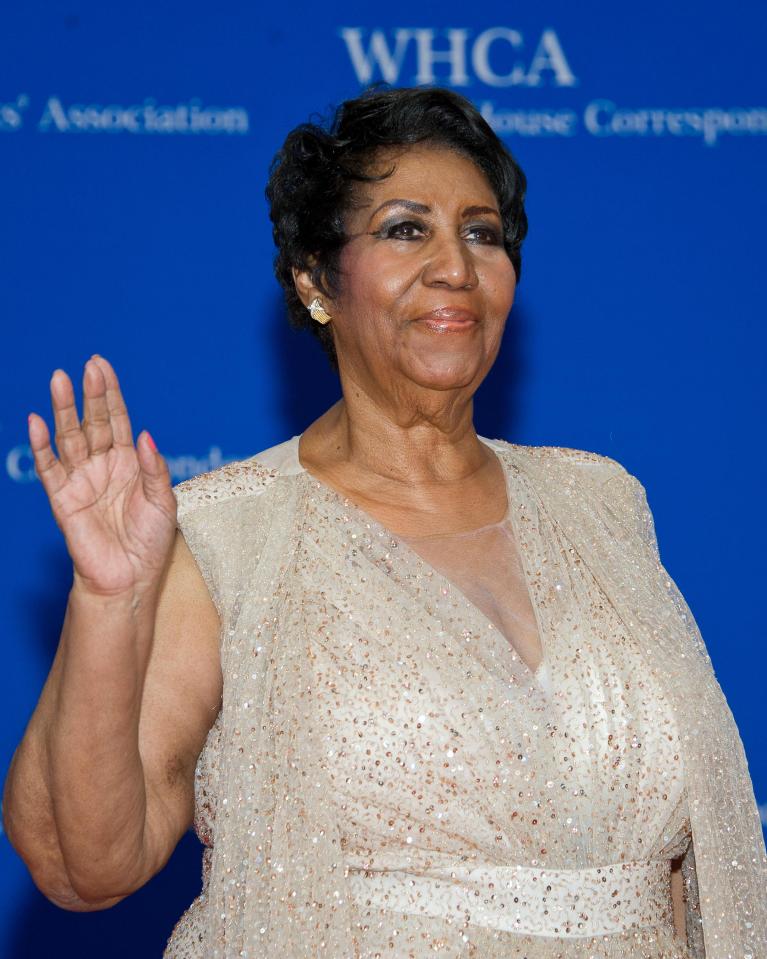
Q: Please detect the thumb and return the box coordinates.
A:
[137,430,173,505]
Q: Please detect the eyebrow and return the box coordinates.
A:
[368,199,501,221]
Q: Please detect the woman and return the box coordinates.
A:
[3,87,765,959]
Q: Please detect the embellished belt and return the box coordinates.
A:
[349,858,672,939]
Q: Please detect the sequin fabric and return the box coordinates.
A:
[163,436,766,959]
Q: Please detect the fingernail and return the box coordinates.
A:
[144,430,157,452]
[91,353,102,359]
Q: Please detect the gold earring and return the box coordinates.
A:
[308,296,332,325]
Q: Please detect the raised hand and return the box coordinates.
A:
[28,355,178,599]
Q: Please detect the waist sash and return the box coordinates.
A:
[349,858,673,939]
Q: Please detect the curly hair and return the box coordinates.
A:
[265,85,529,370]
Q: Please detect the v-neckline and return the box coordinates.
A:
[290,434,547,684]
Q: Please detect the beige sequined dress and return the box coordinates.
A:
[164,436,766,959]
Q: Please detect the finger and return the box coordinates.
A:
[88,354,134,447]
[50,369,89,472]
[81,359,114,457]
[28,412,69,499]
[136,431,174,510]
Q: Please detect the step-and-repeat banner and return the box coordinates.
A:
[2,2,765,955]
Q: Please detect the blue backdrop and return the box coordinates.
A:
[2,2,765,955]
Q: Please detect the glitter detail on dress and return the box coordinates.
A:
[162,435,766,959]
[349,858,673,938]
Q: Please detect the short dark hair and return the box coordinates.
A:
[265,85,528,370]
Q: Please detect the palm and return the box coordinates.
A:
[30,356,177,597]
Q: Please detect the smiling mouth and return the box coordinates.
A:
[413,308,479,334]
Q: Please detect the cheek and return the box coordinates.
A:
[481,258,517,314]
[339,246,418,312]
[333,252,410,355]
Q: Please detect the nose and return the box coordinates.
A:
[421,234,479,290]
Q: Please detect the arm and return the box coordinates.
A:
[3,530,221,908]
[2,355,221,909]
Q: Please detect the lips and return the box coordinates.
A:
[413,307,479,334]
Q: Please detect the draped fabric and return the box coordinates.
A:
[163,435,766,959]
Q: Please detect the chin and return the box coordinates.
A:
[406,353,488,392]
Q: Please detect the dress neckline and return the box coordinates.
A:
[400,512,511,541]
[289,432,512,539]
[282,433,547,684]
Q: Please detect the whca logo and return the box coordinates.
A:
[339,27,577,89]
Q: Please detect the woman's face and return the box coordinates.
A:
[323,144,517,403]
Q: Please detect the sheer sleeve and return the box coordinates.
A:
[172,456,280,627]
[600,464,729,959]
[600,466,716,674]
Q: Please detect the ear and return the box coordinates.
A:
[292,256,331,309]
[291,265,318,308]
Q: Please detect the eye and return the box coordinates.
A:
[464,224,502,245]
[380,220,426,241]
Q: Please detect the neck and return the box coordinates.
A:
[302,371,491,490]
